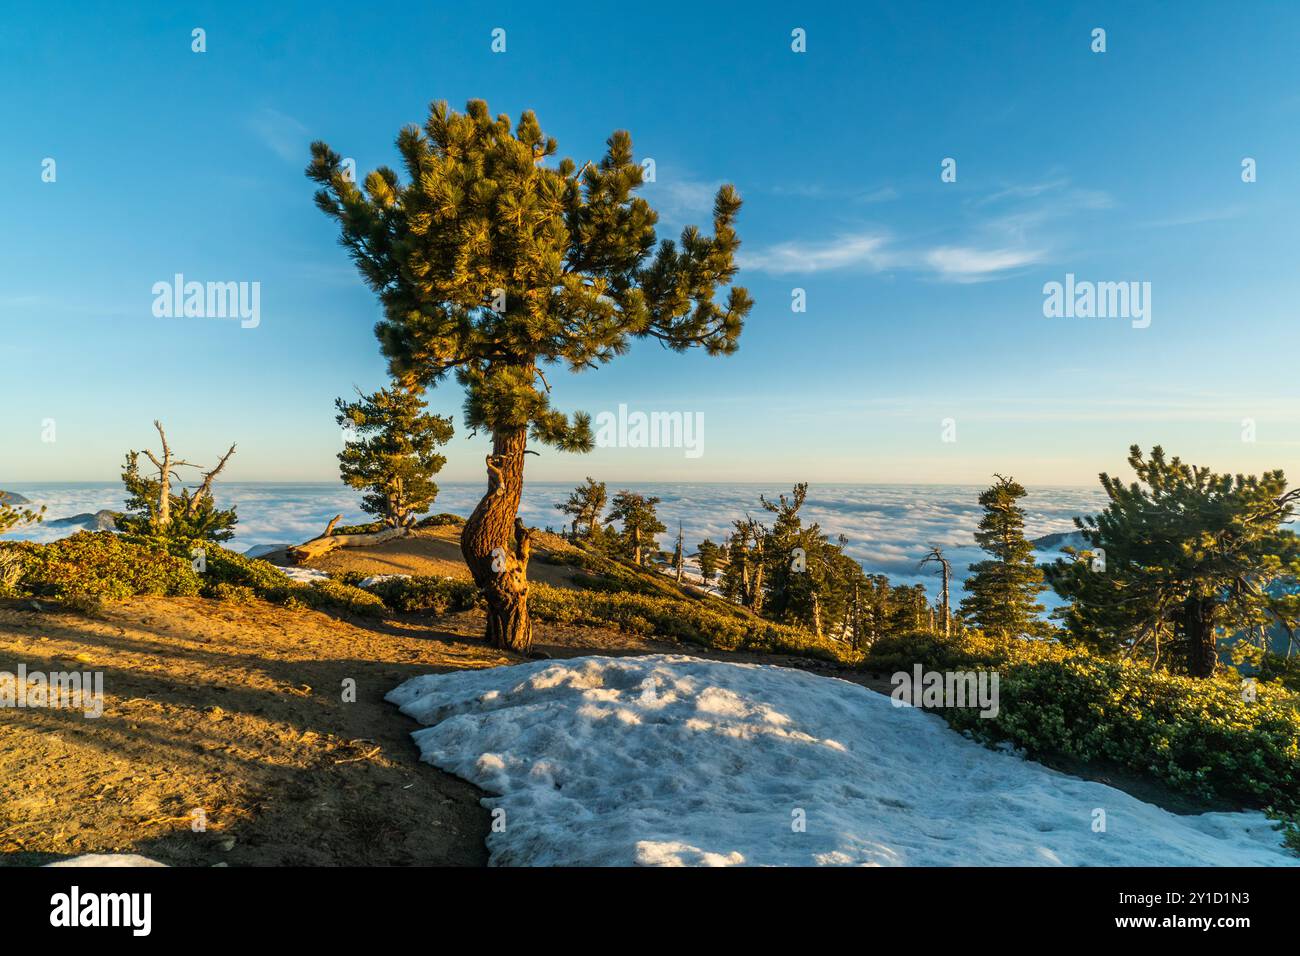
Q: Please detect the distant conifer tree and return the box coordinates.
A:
[336,385,454,528]
[959,475,1049,639]
[608,491,667,566]
[555,477,607,540]
[695,538,724,584]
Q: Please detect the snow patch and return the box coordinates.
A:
[388,654,1297,867]
[276,566,330,584]
[358,573,412,589]
[45,854,167,867]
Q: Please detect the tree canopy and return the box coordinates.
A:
[1046,445,1300,676]
[336,385,454,527]
[959,475,1049,639]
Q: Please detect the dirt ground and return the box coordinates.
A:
[0,595,516,866]
[269,525,587,590]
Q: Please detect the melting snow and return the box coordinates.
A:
[387,654,1296,867]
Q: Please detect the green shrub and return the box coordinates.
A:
[332,521,385,535]
[880,630,1300,814]
[527,582,854,662]
[196,545,384,616]
[359,575,479,614]
[298,579,387,617]
[863,629,1063,673]
[1,532,390,619]
[1258,653,1300,694]
[197,545,298,598]
[3,532,201,601]
[415,512,464,528]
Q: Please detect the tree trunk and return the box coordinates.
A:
[1184,600,1219,678]
[288,524,410,562]
[940,565,950,638]
[461,428,533,653]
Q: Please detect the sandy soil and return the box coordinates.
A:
[0,596,506,866]
[271,525,587,590]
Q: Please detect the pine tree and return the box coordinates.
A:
[336,385,453,528]
[959,475,1048,639]
[555,477,607,540]
[695,538,724,584]
[607,491,667,566]
[722,518,767,612]
[1045,445,1300,677]
[308,100,750,651]
[118,422,238,542]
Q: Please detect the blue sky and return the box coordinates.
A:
[3,1,1299,486]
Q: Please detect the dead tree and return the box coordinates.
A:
[919,546,953,637]
[133,421,236,533]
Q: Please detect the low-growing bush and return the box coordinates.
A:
[415,513,464,528]
[527,582,856,663]
[863,629,1064,673]
[0,532,387,619]
[870,628,1300,814]
[197,545,299,597]
[2,532,201,600]
[331,521,385,535]
[297,578,387,617]
[357,575,479,614]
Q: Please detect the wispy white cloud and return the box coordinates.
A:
[247,107,312,163]
[739,232,1040,281]
[738,233,893,274]
[740,177,1104,281]
[923,245,1045,282]
[642,174,723,228]
[1142,205,1245,229]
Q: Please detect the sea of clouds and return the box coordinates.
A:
[2,482,1106,603]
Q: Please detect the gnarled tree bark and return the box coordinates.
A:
[461,428,534,653]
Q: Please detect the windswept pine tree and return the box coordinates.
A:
[608,491,667,566]
[336,385,454,528]
[555,477,607,541]
[119,422,238,543]
[1045,445,1300,677]
[308,99,750,651]
[959,475,1049,639]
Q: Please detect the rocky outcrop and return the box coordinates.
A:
[45,510,118,531]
